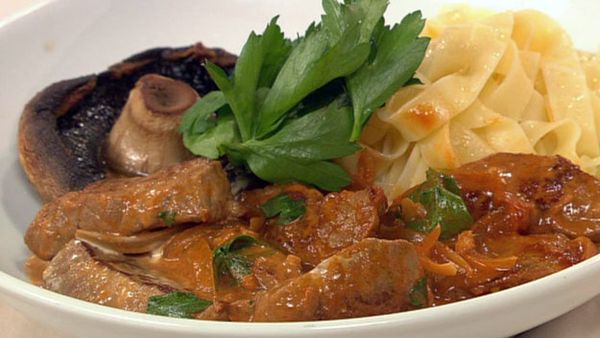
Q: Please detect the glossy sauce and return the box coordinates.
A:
[25,255,48,286]
[29,153,600,321]
[387,154,600,305]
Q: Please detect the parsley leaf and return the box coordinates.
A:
[260,193,306,224]
[408,169,473,239]
[179,91,226,134]
[347,11,430,140]
[158,210,176,226]
[213,235,260,283]
[258,16,293,88]
[179,92,242,159]
[206,18,291,141]
[408,277,428,308]
[244,99,359,161]
[254,15,371,137]
[183,112,240,159]
[225,143,352,191]
[179,0,429,191]
[321,0,388,44]
[225,99,359,191]
[147,292,211,318]
[237,149,352,192]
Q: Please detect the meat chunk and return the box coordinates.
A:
[252,254,303,290]
[43,240,164,312]
[431,232,596,305]
[25,158,233,260]
[476,234,595,290]
[317,188,387,258]
[199,238,423,321]
[242,184,386,266]
[81,223,302,303]
[452,153,600,241]
[85,227,217,300]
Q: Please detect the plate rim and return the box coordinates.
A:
[1,251,599,334]
[2,0,600,336]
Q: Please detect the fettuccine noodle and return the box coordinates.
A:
[356,6,600,199]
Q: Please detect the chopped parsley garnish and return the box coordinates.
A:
[213,235,272,285]
[158,210,176,226]
[407,169,474,239]
[260,193,306,224]
[408,277,428,308]
[147,292,212,318]
[180,0,429,191]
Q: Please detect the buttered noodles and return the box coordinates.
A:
[358,7,600,199]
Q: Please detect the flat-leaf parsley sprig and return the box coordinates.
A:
[180,0,429,191]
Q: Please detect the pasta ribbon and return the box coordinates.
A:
[356,6,600,199]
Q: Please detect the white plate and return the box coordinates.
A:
[1,1,599,337]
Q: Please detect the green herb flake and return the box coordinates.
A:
[408,277,428,308]
[147,292,212,318]
[158,210,177,226]
[406,218,430,233]
[408,169,473,239]
[213,235,266,285]
[260,193,306,225]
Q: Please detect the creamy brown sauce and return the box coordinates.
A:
[25,255,48,287]
[25,153,600,321]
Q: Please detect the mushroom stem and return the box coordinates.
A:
[105,74,198,176]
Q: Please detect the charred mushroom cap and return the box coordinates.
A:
[18,43,236,201]
[105,74,198,176]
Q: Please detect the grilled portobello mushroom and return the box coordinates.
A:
[19,43,238,201]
